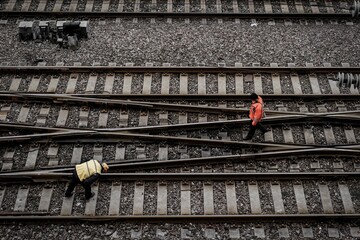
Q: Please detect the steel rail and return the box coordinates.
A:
[1,93,360,116]
[68,93,360,101]
[0,214,359,222]
[1,66,360,74]
[0,111,358,136]
[0,170,360,180]
[41,148,360,172]
[0,126,314,151]
[0,11,353,18]
[0,122,358,151]
[0,172,359,181]
[1,92,360,104]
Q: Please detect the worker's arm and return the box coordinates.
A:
[252,105,263,126]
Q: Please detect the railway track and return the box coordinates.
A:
[0,0,354,17]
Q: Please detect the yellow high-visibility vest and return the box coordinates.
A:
[76,159,102,182]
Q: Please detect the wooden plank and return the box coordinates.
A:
[0,105,11,121]
[344,126,356,144]
[71,145,83,164]
[78,107,89,128]
[226,181,237,214]
[283,126,294,144]
[232,0,238,12]
[264,0,272,13]
[271,182,285,214]
[254,226,265,238]
[85,0,94,12]
[36,106,50,126]
[302,227,314,238]
[118,0,124,11]
[318,184,334,214]
[180,74,188,94]
[134,0,140,12]
[84,184,99,216]
[66,74,78,94]
[17,105,30,123]
[248,0,254,13]
[38,186,53,211]
[181,182,191,215]
[291,74,302,94]
[14,187,29,211]
[61,184,74,215]
[47,143,59,158]
[25,145,39,169]
[115,143,125,160]
[47,76,59,92]
[323,125,336,144]
[9,77,21,91]
[159,144,168,161]
[133,182,145,215]
[293,183,308,213]
[218,74,226,94]
[235,74,243,94]
[0,187,5,207]
[304,127,315,144]
[119,110,128,127]
[157,182,167,215]
[216,0,221,13]
[179,112,187,124]
[272,74,281,94]
[69,0,78,11]
[167,0,173,12]
[295,0,304,13]
[56,107,69,127]
[184,0,190,12]
[85,74,97,93]
[198,74,206,94]
[324,0,334,13]
[98,110,108,127]
[253,74,263,94]
[143,74,152,94]
[139,111,148,127]
[53,0,63,11]
[21,0,32,12]
[310,1,319,13]
[200,0,205,12]
[93,145,102,161]
[101,0,110,12]
[104,73,114,93]
[161,74,170,95]
[109,182,122,215]
[338,183,355,213]
[278,227,290,238]
[5,0,17,10]
[350,227,360,237]
[203,182,214,215]
[280,0,289,13]
[123,74,132,94]
[248,181,261,214]
[309,74,321,94]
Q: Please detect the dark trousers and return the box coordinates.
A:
[65,170,92,199]
[245,121,267,140]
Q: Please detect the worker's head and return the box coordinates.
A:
[250,93,258,101]
[102,162,109,172]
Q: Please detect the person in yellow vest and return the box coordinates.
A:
[65,159,109,200]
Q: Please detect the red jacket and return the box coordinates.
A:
[249,96,264,126]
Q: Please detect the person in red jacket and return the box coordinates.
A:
[244,93,267,140]
[65,159,109,200]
